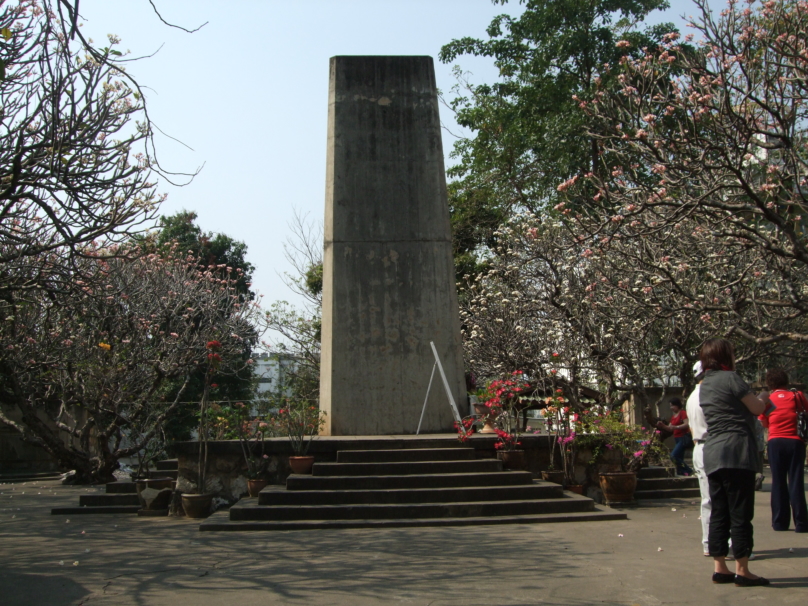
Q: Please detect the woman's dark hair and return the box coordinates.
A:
[669,397,683,410]
[765,368,789,391]
[699,338,735,371]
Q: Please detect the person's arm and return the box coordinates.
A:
[656,419,671,431]
[741,390,770,416]
[667,416,689,431]
[758,411,770,428]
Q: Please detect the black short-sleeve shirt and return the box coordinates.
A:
[700,370,758,475]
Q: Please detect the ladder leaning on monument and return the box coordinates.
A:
[416,341,463,434]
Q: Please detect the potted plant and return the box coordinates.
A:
[481,371,533,469]
[276,399,326,474]
[577,409,667,505]
[133,449,176,512]
[219,401,274,497]
[181,340,220,519]
[539,389,570,484]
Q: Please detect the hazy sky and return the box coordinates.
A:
[79,0,697,310]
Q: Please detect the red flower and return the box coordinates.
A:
[206,340,222,350]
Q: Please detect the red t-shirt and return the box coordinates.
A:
[760,389,807,440]
[671,410,690,438]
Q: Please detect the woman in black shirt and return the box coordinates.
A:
[699,338,772,587]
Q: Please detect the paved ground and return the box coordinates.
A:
[1,476,806,606]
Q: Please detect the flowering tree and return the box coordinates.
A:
[459,209,803,419]
[569,0,808,347]
[0,1,199,296]
[0,247,262,483]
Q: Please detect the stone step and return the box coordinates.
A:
[637,466,675,479]
[635,487,702,500]
[636,477,699,491]
[287,471,533,491]
[146,470,178,480]
[137,509,168,517]
[80,494,140,507]
[312,459,502,477]
[336,448,475,463]
[51,505,141,515]
[105,481,137,494]
[155,459,178,471]
[229,494,597,521]
[260,481,563,506]
[0,471,62,482]
[201,505,627,531]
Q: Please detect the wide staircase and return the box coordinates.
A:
[201,445,626,531]
[634,466,700,500]
[51,459,178,515]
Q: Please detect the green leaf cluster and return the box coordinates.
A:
[440,0,677,277]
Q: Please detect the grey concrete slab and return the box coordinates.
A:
[1,477,807,605]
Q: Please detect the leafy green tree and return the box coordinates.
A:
[156,211,255,299]
[440,0,677,275]
[151,211,258,440]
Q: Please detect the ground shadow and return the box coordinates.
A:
[1,571,90,606]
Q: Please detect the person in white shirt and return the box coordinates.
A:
[688,360,753,560]
[686,361,712,556]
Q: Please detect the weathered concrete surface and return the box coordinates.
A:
[320,56,465,435]
[2,475,807,605]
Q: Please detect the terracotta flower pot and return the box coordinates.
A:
[181,493,213,519]
[566,484,584,495]
[541,470,565,485]
[474,403,499,434]
[599,472,637,505]
[288,455,315,474]
[497,449,526,470]
[135,478,176,510]
[247,479,268,497]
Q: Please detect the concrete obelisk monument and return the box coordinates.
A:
[320,56,465,435]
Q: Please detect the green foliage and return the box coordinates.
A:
[304,263,323,298]
[156,210,255,299]
[573,409,668,472]
[151,211,259,441]
[440,0,677,275]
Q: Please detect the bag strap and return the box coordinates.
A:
[790,388,808,414]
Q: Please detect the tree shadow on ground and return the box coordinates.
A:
[90,523,599,605]
[0,571,90,605]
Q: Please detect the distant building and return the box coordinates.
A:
[253,351,297,402]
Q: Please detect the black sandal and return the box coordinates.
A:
[734,575,770,587]
[712,572,735,584]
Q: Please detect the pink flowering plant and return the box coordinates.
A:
[454,417,476,443]
[276,399,327,456]
[574,409,667,473]
[480,371,533,451]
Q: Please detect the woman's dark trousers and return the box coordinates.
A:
[708,468,755,559]
[767,438,808,532]
[671,435,693,475]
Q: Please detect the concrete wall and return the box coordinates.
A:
[320,56,465,435]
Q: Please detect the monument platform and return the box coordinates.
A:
[199,443,625,531]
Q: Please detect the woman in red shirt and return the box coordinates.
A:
[659,398,693,476]
[758,369,807,533]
